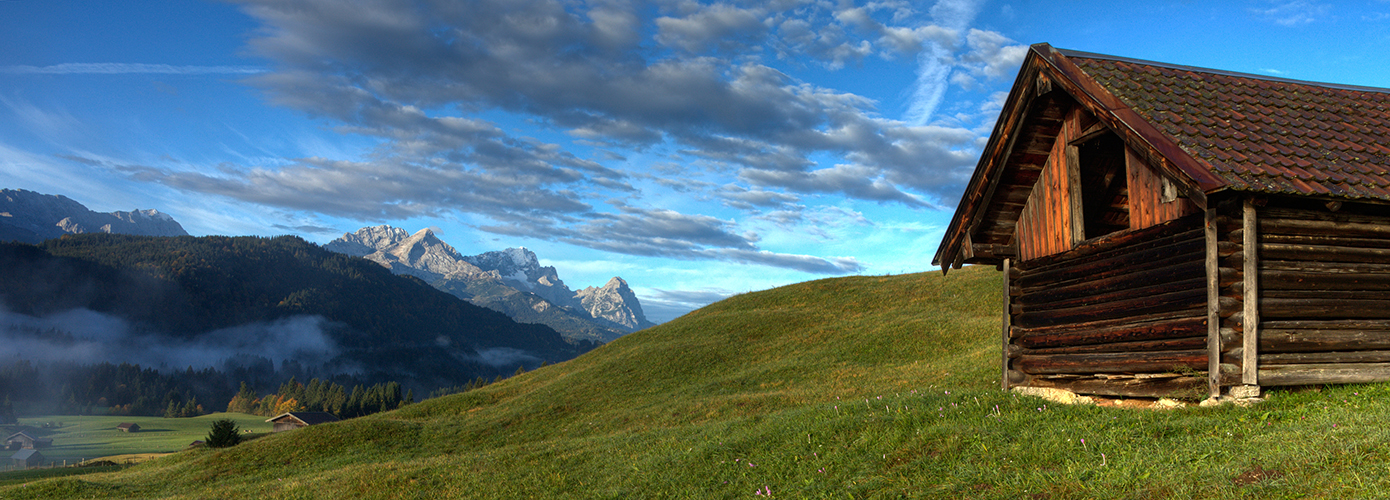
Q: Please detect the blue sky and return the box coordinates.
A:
[3,0,1389,323]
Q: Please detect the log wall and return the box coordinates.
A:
[1237,198,1390,387]
[1006,214,1210,397]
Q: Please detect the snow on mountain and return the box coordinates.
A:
[463,247,581,310]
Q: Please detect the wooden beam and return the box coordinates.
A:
[1066,143,1085,246]
[1259,350,1390,365]
[1016,349,1208,375]
[1018,336,1207,356]
[1206,207,1221,398]
[1001,258,1013,391]
[1259,363,1390,386]
[1260,328,1390,352]
[1014,314,1206,348]
[1243,198,1259,386]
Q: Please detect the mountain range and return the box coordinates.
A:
[0,233,591,391]
[0,188,188,243]
[326,226,654,343]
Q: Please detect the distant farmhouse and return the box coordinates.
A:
[936,43,1390,400]
[267,412,340,432]
[10,449,43,470]
[4,432,52,450]
[116,423,141,433]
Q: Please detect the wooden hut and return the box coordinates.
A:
[934,43,1390,400]
[4,432,51,450]
[10,449,42,470]
[266,411,340,432]
[116,422,140,433]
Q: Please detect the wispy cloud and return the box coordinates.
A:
[1,63,266,75]
[1251,1,1329,26]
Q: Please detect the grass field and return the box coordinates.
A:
[6,267,1390,498]
[3,413,272,464]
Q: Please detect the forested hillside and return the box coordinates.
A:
[0,234,595,395]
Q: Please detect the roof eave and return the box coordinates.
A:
[932,44,1051,272]
[935,43,1232,273]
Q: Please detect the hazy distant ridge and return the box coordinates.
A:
[0,188,188,243]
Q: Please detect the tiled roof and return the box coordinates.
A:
[1067,51,1390,200]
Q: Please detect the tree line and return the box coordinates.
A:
[0,357,507,419]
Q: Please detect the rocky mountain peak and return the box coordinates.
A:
[576,277,655,331]
[323,225,411,257]
[1,188,189,243]
[463,247,581,308]
[325,225,655,341]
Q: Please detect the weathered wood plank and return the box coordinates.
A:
[1016,349,1208,375]
[1260,233,1390,249]
[1261,298,1390,319]
[1264,290,1390,300]
[1018,336,1206,356]
[1012,311,1204,344]
[1263,319,1390,330]
[1260,217,1390,239]
[1017,260,1203,305]
[1001,258,1012,391]
[1015,288,1207,327]
[1016,215,1203,272]
[1242,198,1259,385]
[1262,260,1390,274]
[1260,329,1390,352]
[1206,207,1222,398]
[1015,277,1205,314]
[1259,350,1390,365]
[1261,271,1390,291]
[1261,243,1390,263]
[1258,363,1390,386]
[1018,237,1204,290]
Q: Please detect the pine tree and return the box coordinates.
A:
[206,419,241,448]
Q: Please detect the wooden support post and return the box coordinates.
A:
[1241,198,1260,391]
[1066,145,1086,246]
[1001,258,1013,390]
[1206,208,1222,398]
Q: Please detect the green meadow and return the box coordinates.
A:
[4,413,272,464]
[5,266,1390,498]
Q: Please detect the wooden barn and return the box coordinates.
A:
[934,43,1390,400]
[4,432,51,450]
[10,449,43,470]
[116,422,140,433]
[266,411,340,432]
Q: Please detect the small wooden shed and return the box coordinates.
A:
[266,411,340,432]
[935,43,1390,399]
[4,432,51,450]
[10,449,43,469]
[116,422,140,433]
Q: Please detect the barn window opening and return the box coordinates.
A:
[1077,132,1129,238]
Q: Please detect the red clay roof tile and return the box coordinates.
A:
[1072,53,1390,200]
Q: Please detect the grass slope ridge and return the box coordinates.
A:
[12,267,1390,498]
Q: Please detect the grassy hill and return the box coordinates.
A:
[8,267,1390,498]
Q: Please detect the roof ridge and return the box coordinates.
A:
[1056,47,1390,95]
